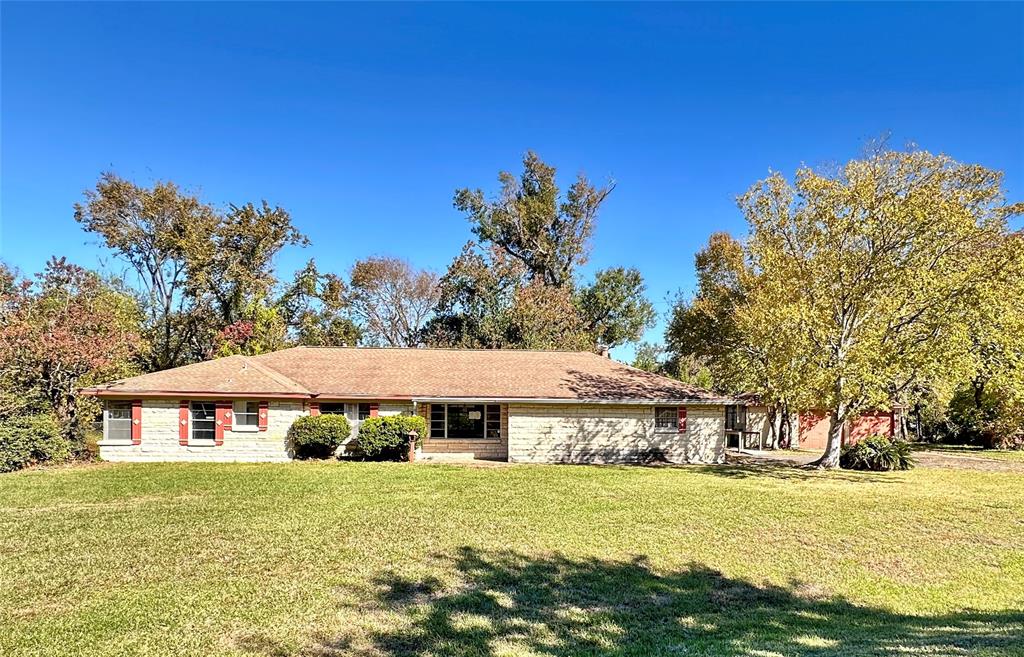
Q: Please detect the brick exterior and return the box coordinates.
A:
[506,403,726,464]
[99,399,729,464]
[98,399,304,462]
[416,403,509,461]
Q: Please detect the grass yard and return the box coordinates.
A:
[2,462,1023,657]
[912,444,1024,463]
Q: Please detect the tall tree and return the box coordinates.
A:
[576,267,657,350]
[423,242,526,348]
[741,148,1022,467]
[279,260,362,347]
[198,201,308,325]
[349,256,439,347]
[666,233,810,447]
[454,151,613,288]
[0,258,144,445]
[74,173,307,367]
[74,173,217,370]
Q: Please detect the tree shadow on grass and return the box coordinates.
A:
[243,547,1023,656]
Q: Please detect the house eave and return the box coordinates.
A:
[411,396,737,406]
[80,389,313,400]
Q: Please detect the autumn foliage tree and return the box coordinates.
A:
[0,258,144,448]
[430,153,655,351]
[739,148,1022,467]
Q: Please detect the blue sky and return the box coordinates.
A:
[2,2,1022,359]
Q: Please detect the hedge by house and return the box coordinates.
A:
[287,414,352,460]
[357,414,427,461]
[0,413,70,473]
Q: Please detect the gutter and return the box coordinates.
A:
[410,396,740,406]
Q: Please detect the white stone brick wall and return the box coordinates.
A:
[98,399,304,462]
[506,403,726,464]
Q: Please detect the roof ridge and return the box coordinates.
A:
[238,355,310,394]
[268,345,601,354]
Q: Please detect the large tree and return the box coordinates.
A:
[577,267,656,349]
[349,256,439,347]
[0,258,144,446]
[279,260,362,347]
[74,173,306,368]
[665,233,810,447]
[454,151,613,288]
[741,148,1022,467]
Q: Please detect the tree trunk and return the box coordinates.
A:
[777,406,797,449]
[810,407,845,468]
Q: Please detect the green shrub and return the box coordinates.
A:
[0,413,70,473]
[840,434,914,471]
[287,414,351,460]
[356,414,427,461]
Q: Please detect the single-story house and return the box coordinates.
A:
[81,347,894,464]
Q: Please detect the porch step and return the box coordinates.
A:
[417,451,477,462]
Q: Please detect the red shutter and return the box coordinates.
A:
[369,402,379,418]
[179,400,190,445]
[215,401,231,445]
[258,400,269,431]
[130,399,142,445]
[678,407,687,433]
[309,401,320,417]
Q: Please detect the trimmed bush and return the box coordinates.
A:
[357,414,427,461]
[287,414,351,460]
[840,434,914,471]
[0,413,70,473]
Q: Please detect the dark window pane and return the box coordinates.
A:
[447,404,484,439]
[430,404,445,438]
[485,404,501,439]
[358,403,371,421]
[320,403,346,415]
[191,402,216,441]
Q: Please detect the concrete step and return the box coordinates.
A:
[417,451,477,462]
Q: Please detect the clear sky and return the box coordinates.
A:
[2,2,1022,359]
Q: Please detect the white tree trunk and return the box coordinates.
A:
[814,406,846,468]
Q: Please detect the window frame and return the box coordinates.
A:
[233,400,260,431]
[429,403,501,440]
[319,402,347,416]
[725,405,747,433]
[654,406,679,433]
[190,401,217,444]
[103,401,134,444]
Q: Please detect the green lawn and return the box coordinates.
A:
[912,444,1024,462]
[2,462,1022,657]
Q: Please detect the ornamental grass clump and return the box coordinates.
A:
[840,434,914,471]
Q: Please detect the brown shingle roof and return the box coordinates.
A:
[83,347,733,403]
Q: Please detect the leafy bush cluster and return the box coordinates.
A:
[840,435,914,471]
[357,414,427,461]
[287,414,352,460]
[0,414,71,473]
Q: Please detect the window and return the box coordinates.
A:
[357,403,372,421]
[486,405,501,439]
[654,406,678,432]
[430,404,445,438]
[234,401,259,428]
[105,401,132,442]
[320,402,347,415]
[725,405,747,432]
[190,401,216,442]
[429,404,501,439]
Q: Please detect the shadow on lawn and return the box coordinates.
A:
[242,547,1023,657]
